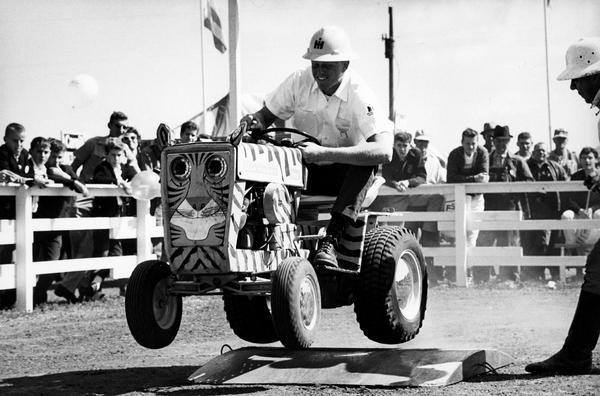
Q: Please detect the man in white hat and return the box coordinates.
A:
[414,130,446,184]
[526,37,600,375]
[240,26,392,269]
[548,128,579,177]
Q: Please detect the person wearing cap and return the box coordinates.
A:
[521,142,566,281]
[514,132,533,161]
[526,37,600,375]
[548,128,578,178]
[480,122,496,153]
[412,130,446,283]
[414,130,446,184]
[476,125,534,283]
[240,26,392,269]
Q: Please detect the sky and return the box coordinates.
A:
[1,0,599,156]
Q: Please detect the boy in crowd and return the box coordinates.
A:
[179,121,198,144]
[33,139,88,305]
[86,140,135,299]
[0,124,41,308]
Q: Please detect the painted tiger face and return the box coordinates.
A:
[165,151,230,246]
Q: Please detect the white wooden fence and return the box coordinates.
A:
[376,181,598,287]
[0,181,597,312]
[0,184,162,312]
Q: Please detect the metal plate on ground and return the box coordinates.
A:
[188,347,513,387]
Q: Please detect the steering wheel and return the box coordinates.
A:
[250,127,320,147]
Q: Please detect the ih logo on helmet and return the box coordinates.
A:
[366,105,374,116]
[313,37,324,50]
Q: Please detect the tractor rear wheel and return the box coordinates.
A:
[223,294,278,344]
[354,226,427,344]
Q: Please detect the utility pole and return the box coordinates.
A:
[382,6,395,122]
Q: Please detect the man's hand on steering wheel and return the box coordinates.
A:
[239,114,265,131]
[297,141,326,163]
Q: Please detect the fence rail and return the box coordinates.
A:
[0,180,597,312]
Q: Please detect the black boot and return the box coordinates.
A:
[313,214,348,268]
[314,235,339,268]
[525,290,600,375]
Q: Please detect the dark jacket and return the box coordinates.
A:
[34,164,82,219]
[0,144,29,176]
[91,161,123,217]
[565,169,600,213]
[526,158,566,216]
[486,150,534,211]
[382,147,426,188]
[0,145,30,219]
[447,145,489,183]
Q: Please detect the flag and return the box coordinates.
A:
[204,0,227,53]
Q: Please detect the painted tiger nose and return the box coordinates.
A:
[187,197,210,211]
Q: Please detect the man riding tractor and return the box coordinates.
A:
[241,25,393,271]
[125,26,427,351]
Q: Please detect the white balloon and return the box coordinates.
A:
[130,170,161,201]
[68,74,98,109]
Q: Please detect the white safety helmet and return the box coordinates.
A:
[302,26,358,62]
[557,37,600,81]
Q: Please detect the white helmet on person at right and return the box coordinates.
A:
[557,37,600,80]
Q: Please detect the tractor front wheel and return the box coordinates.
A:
[125,260,182,349]
[271,257,321,349]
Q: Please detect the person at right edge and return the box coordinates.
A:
[240,26,392,269]
[525,37,600,375]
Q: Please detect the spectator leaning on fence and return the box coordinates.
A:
[476,125,534,283]
[446,128,489,281]
[54,111,130,304]
[548,128,579,178]
[414,130,446,184]
[561,147,600,257]
[86,139,136,300]
[0,124,31,277]
[521,142,566,282]
[33,139,89,306]
[514,131,533,160]
[526,36,600,376]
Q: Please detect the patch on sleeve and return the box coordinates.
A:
[366,105,374,116]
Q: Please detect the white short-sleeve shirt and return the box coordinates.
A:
[265,66,390,148]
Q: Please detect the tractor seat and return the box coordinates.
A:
[297,176,385,222]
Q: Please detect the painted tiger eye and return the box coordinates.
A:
[171,156,191,181]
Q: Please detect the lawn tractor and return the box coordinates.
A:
[125,124,427,349]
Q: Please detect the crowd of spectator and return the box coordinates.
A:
[376,122,599,285]
[0,111,209,308]
[0,114,596,307]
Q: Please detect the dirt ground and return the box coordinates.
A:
[0,281,599,396]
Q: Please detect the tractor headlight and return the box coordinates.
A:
[205,154,227,181]
[171,156,191,181]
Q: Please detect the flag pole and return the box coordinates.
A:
[199,0,208,136]
[228,0,240,133]
[543,0,552,145]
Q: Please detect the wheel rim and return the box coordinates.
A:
[393,249,422,321]
[299,274,318,331]
[152,277,178,330]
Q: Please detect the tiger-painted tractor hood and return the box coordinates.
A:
[160,142,305,274]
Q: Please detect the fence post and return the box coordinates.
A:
[454,184,468,286]
[15,187,34,312]
[136,199,153,264]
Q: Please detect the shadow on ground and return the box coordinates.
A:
[465,367,600,383]
[0,366,269,396]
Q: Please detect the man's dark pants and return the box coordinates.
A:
[304,163,376,224]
